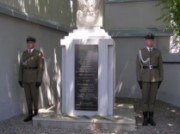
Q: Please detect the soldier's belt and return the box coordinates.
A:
[23,67,38,69]
[143,66,158,69]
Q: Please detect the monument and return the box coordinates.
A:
[33,1,135,131]
[76,0,103,28]
[60,0,115,116]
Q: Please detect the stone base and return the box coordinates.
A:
[33,103,135,131]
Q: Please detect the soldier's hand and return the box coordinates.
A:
[19,81,23,88]
[36,82,42,88]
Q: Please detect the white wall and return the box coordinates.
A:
[105,1,164,30]
[160,64,180,107]
[0,0,77,29]
[0,13,66,121]
[115,37,143,99]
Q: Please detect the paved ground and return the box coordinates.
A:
[0,98,180,134]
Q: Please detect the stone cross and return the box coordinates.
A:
[76,0,103,28]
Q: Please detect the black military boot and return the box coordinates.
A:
[142,112,148,126]
[23,110,33,122]
[148,112,156,126]
[33,109,38,117]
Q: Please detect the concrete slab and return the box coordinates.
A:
[33,103,135,131]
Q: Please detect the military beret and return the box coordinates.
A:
[26,36,36,43]
[144,33,155,40]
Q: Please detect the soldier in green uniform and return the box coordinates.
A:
[19,36,44,122]
[136,33,163,126]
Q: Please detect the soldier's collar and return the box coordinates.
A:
[27,48,34,53]
[146,47,153,52]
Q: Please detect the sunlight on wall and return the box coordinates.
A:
[115,81,123,94]
[18,0,27,15]
[115,61,129,94]
[169,36,180,53]
[36,47,62,113]
[22,103,27,113]
[17,52,21,64]
[44,65,53,104]
[5,75,12,105]
[17,52,28,113]
[0,0,76,28]
[70,0,74,13]
[40,48,54,106]
[53,48,61,98]
[53,48,61,113]
[39,86,45,107]
[35,0,40,12]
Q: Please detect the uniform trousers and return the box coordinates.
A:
[24,83,39,111]
[141,82,159,112]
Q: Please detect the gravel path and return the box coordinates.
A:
[0,98,180,134]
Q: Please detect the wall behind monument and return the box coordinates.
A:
[0,0,76,29]
[0,13,67,121]
[105,0,180,107]
[105,0,164,30]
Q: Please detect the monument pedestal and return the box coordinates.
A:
[60,28,115,116]
[33,103,135,132]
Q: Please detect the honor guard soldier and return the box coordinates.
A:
[19,36,44,122]
[136,33,163,126]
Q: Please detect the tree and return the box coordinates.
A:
[158,0,180,35]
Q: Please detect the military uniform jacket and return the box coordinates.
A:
[136,48,163,82]
[19,49,44,83]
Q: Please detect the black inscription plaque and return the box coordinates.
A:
[75,45,98,111]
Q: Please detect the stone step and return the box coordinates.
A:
[33,104,136,132]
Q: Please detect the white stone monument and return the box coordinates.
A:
[76,0,103,28]
[60,0,115,116]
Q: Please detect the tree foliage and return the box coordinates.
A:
[158,0,180,35]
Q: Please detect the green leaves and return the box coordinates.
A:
[158,0,180,35]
